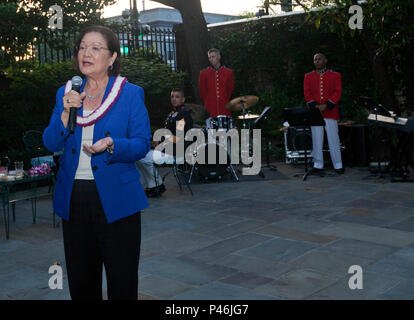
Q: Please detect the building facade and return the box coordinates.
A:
[107,7,236,30]
[106,8,236,70]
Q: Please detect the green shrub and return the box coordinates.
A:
[121,56,186,126]
[0,61,78,163]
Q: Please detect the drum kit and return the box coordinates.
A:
[185,95,261,183]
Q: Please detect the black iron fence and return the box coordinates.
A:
[25,26,177,71]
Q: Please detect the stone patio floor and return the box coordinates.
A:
[1,162,414,300]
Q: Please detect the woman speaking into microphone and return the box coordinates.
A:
[43,25,151,300]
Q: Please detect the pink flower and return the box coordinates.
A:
[29,163,51,177]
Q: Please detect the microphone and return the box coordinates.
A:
[69,76,83,134]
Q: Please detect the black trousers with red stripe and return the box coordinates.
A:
[62,180,141,300]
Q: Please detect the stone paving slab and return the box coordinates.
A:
[254,268,340,299]
[344,198,396,211]
[387,216,414,232]
[311,190,370,206]
[378,181,414,193]
[329,182,384,194]
[236,238,320,263]
[215,197,284,210]
[213,254,295,279]
[377,280,414,300]
[371,205,414,222]
[138,274,196,299]
[327,211,394,228]
[320,239,398,260]
[307,272,404,300]
[367,190,414,202]
[171,281,277,300]
[288,249,376,278]
[316,221,414,247]
[141,231,220,258]
[218,207,289,223]
[0,265,51,294]
[280,191,322,203]
[254,225,339,244]
[204,219,268,240]
[219,271,275,290]
[286,206,346,220]
[271,216,333,233]
[139,254,237,286]
[400,199,414,208]
[182,233,272,263]
[365,245,414,280]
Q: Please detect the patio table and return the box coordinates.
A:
[1,173,56,240]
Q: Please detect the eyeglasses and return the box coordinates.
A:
[77,45,110,55]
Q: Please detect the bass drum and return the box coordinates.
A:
[195,142,229,181]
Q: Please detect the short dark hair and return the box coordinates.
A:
[171,88,185,97]
[73,25,121,77]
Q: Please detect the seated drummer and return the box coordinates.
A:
[136,88,193,197]
[198,48,234,134]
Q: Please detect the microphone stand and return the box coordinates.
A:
[255,106,277,172]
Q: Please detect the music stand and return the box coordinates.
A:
[364,103,392,180]
[252,106,277,172]
[283,106,325,181]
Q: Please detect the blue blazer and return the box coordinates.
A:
[43,76,151,223]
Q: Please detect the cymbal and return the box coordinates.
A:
[237,114,260,120]
[226,95,259,111]
[182,103,210,122]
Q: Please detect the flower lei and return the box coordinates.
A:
[64,76,126,127]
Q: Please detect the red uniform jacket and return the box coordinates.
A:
[304,69,342,121]
[198,66,234,117]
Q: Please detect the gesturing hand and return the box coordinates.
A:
[83,137,113,154]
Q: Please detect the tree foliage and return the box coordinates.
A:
[0,0,116,70]
[307,0,414,113]
[19,0,116,30]
[0,2,38,68]
[254,0,414,113]
[260,0,413,57]
[305,0,413,55]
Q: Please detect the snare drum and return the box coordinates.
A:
[211,116,233,131]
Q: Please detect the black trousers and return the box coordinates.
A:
[62,180,141,300]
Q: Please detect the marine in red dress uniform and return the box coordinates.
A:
[303,53,344,174]
[304,69,342,121]
[198,49,234,118]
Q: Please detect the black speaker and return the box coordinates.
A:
[286,127,312,151]
[339,124,370,166]
[196,142,229,181]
